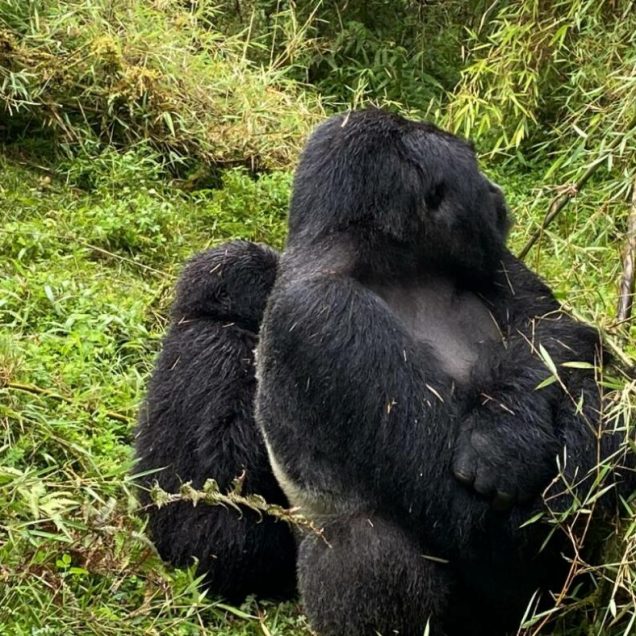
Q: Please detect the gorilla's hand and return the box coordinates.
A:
[452,403,561,510]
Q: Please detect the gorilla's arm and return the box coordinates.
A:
[259,272,458,520]
[453,251,604,508]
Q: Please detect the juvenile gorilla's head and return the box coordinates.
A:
[173,241,278,330]
[287,108,509,279]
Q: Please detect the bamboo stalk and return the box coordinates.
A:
[518,156,605,260]
[519,117,636,260]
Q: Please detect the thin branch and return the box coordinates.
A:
[616,177,636,322]
[0,227,173,279]
[519,117,636,260]
[518,156,606,260]
[77,240,174,279]
[3,381,133,423]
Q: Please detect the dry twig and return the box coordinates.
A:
[148,478,328,542]
[519,157,605,260]
[519,117,636,260]
[616,177,636,323]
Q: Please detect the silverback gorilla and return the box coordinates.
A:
[135,241,296,601]
[255,109,622,635]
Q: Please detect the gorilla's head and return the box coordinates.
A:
[287,108,510,280]
[173,241,278,329]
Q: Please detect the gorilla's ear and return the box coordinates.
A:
[487,180,512,236]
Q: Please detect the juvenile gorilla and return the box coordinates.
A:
[256,110,622,635]
[135,241,296,602]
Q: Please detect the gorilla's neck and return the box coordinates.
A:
[285,231,425,283]
[284,231,489,291]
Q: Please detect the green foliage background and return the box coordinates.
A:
[1,0,635,634]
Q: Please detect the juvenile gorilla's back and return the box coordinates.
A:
[135,241,296,601]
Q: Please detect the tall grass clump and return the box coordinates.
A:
[0,0,324,169]
[205,0,471,113]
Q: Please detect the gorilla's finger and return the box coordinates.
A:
[473,466,497,497]
[469,429,493,454]
[452,451,476,486]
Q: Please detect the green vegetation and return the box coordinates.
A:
[1,0,635,634]
[0,153,305,634]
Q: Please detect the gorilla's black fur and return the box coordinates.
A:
[256,110,624,635]
[135,241,296,602]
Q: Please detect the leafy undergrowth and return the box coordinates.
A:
[1,143,634,635]
[0,0,324,170]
